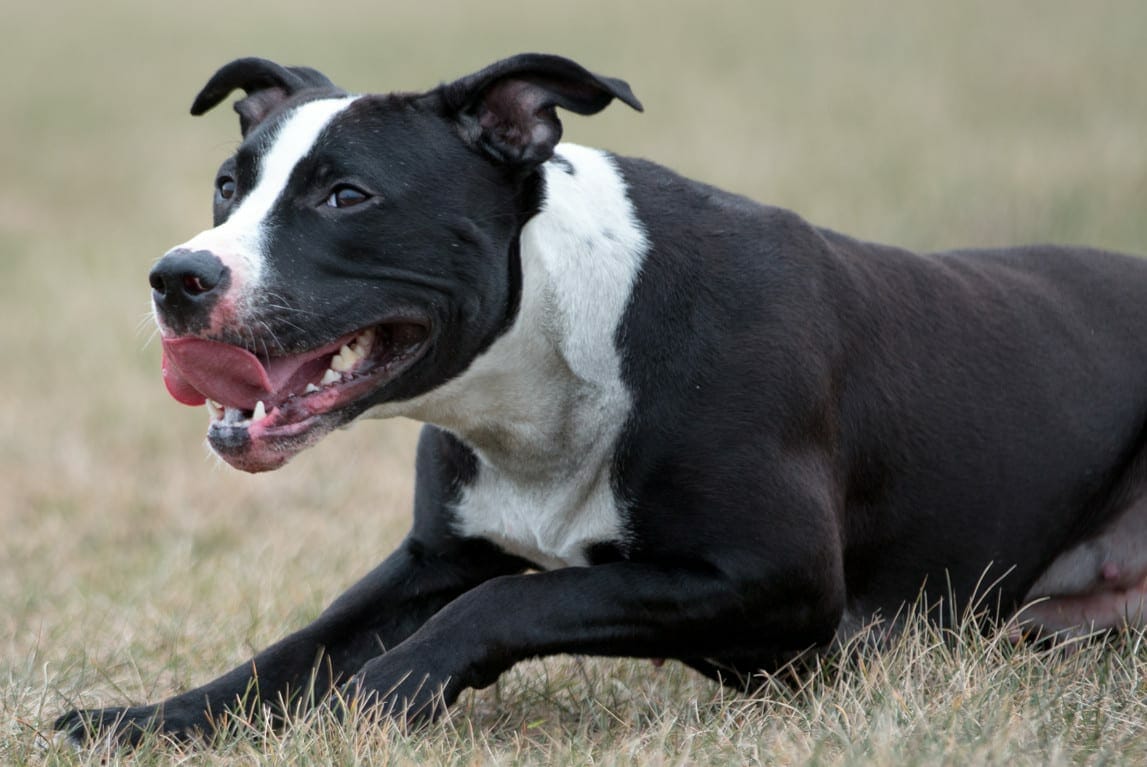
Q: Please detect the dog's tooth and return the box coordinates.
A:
[321,368,341,386]
[206,400,223,420]
[252,400,267,421]
[356,329,374,355]
[331,345,354,372]
[305,383,321,394]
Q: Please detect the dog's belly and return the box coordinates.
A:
[1021,494,1147,637]
[451,460,625,569]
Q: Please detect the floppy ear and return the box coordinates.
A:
[190,57,342,136]
[437,53,643,168]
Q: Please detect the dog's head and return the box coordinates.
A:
[152,54,641,472]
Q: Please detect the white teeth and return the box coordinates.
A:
[330,344,355,372]
[332,330,374,373]
[311,329,376,393]
[215,404,264,426]
[353,328,375,355]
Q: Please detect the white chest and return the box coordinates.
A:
[452,457,624,569]
[365,144,648,568]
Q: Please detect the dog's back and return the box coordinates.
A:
[612,154,1147,630]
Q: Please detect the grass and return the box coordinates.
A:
[2,0,1147,763]
[15,622,1147,765]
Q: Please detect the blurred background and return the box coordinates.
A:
[2,0,1145,736]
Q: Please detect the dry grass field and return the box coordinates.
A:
[3,1,1147,764]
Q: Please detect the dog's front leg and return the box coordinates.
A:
[54,531,527,746]
[341,558,845,726]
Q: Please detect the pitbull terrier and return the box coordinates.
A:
[57,53,1147,744]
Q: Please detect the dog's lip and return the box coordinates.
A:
[161,317,429,411]
[158,318,431,472]
[200,322,432,472]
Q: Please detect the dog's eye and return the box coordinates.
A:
[216,176,236,202]
[326,185,371,209]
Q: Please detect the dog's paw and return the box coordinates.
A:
[53,704,203,748]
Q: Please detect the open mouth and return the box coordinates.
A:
[160,320,429,471]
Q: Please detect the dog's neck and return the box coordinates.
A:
[371,144,649,476]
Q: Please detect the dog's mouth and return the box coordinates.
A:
[160,320,430,472]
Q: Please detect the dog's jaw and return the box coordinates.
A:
[189,321,431,472]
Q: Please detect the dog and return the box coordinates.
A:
[57,53,1147,745]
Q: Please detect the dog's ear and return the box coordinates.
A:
[190,58,341,136]
[436,53,643,168]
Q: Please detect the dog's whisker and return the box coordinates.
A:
[140,325,162,349]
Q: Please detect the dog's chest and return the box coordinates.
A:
[452,458,624,569]
[384,144,648,568]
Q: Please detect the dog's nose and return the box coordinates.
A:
[150,249,230,326]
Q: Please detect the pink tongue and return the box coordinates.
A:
[161,337,273,409]
[161,335,352,411]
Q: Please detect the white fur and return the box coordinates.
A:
[169,97,358,305]
[368,145,650,568]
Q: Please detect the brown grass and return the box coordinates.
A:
[3,0,1147,764]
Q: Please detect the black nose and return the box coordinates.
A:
[150,249,230,328]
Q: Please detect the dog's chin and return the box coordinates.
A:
[203,377,423,474]
[204,376,405,472]
[206,407,350,473]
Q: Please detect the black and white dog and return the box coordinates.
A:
[59,54,1147,744]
